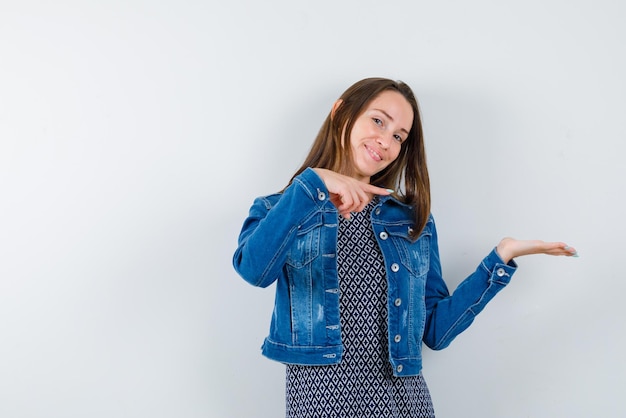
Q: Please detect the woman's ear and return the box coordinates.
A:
[330,99,343,119]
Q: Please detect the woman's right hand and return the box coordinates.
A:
[312,168,392,219]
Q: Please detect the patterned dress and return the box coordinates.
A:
[286,199,436,418]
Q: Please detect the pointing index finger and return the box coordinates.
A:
[365,184,394,196]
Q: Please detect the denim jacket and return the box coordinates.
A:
[233,168,517,377]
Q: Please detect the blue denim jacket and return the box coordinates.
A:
[233,168,517,377]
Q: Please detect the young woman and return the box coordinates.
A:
[232,77,577,417]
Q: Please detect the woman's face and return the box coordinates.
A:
[347,90,414,183]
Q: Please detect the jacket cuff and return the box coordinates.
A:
[482,248,518,284]
[296,167,327,191]
[290,167,331,206]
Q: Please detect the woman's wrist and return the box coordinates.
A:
[495,238,514,264]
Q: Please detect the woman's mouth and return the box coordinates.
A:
[365,145,382,162]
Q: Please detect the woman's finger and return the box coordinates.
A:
[364,184,394,196]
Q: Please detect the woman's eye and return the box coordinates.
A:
[394,134,403,142]
[373,118,383,126]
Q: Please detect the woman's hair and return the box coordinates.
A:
[287,77,430,238]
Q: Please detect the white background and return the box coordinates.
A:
[1,1,624,417]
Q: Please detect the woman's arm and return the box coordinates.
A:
[232,168,330,288]
[422,224,577,350]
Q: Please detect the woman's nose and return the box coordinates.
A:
[377,135,390,149]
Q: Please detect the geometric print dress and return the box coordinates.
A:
[286,199,436,417]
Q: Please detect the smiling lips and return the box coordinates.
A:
[365,144,383,162]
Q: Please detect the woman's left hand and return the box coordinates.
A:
[495,238,578,264]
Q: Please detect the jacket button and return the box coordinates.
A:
[496,268,505,277]
[375,208,381,215]
[317,191,326,200]
[394,298,402,307]
[394,334,401,343]
[379,231,388,240]
[396,365,403,373]
[391,263,399,272]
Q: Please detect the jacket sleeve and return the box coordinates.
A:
[232,168,331,288]
[422,221,518,350]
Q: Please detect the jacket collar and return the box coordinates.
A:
[376,193,413,210]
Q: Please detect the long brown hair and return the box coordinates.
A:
[287,77,430,238]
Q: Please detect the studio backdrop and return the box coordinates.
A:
[1,1,624,417]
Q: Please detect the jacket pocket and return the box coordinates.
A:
[388,224,431,276]
[285,214,322,268]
